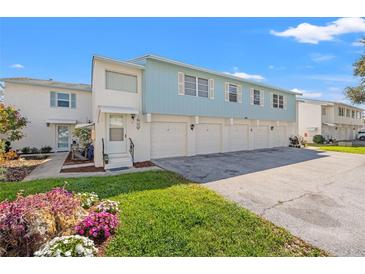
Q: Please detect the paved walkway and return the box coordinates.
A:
[24,152,161,181]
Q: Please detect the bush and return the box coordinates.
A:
[95,200,119,214]
[30,147,39,154]
[313,135,325,144]
[0,188,84,256]
[75,192,99,209]
[21,146,31,154]
[40,146,52,154]
[4,150,18,160]
[75,212,119,241]
[34,235,97,257]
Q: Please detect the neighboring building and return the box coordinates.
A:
[2,54,301,169]
[297,98,364,142]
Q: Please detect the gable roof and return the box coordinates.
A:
[129,54,302,96]
[0,77,91,92]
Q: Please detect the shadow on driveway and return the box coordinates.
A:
[152,147,329,183]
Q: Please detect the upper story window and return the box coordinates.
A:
[184,75,197,96]
[50,91,76,108]
[357,111,362,119]
[272,93,284,109]
[106,71,137,93]
[198,78,209,98]
[229,84,238,102]
[338,107,345,116]
[253,90,260,105]
[352,110,355,118]
[322,107,326,116]
[178,72,214,99]
[346,108,351,117]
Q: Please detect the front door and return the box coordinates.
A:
[106,114,127,154]
[57,125,70,151]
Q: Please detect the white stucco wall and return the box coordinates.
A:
[297,101,322,142]
[3,82,92,151]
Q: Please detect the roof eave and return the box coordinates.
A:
[0,79,91,92]
[93,55,145,70]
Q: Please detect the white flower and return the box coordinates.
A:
[65,251,71,257]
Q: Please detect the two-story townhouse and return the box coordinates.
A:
[297,98,364,142]
[91,55,300,169]
[2,54,300,170]
[1,78,92,152]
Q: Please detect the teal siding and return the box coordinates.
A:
[143,59,296,122]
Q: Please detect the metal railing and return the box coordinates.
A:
[129,137,135,164]
[101,138,108,166]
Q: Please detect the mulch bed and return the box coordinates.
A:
[0,158,48,182]
[60,166,105,173]
[133,161,155,168]
[63,152,93,165]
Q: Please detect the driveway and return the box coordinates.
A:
[153,147,365,256]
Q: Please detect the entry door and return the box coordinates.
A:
[57,125,70,151]
[106,114,127,154]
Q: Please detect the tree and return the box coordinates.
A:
[0,103,28,153]
[345,38,365,104]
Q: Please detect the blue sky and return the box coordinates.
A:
[1,17,364,103]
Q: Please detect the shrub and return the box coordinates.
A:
[40,146,52,154]
[73,127,92,149]
[95,200,119,214]
[21,146,31,154]
[34,235,97,257]
[75,212,119,241]
[4,150,18,160]
[30,147,39,154]
[313,135,325,144]
[0,188,83,256]
[75,192,99,209]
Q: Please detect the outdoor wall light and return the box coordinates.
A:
[131,114,136,120]
[46,123,50,127]
[335,127,338,130]
[136,117,141,130]
[190,124,195,131]
[244,117,248,119]
[270,126,274,131]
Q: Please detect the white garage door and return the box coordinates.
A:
[229,125,249,151]
[338,127,346,140]
[252,126,269,149]
[151,122,187,159]
[196,124,221,154]
[271,126,287,147]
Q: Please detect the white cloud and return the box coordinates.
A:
[268,64,286,70]
[291,88,322,98]
[268,65,275,70]
[306,74,356,83]
[10,64,24,69]
[224,71,265,81]
[310,53,335,62]
[270,17,365,44]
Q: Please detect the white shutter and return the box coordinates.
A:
[208,79,214,100]
[260,90,264,107]
[284,95,288,110]
[270,92,273,109]
[50,91,56,107]
[237,85,243,103]
[224,82,229,102]
[249,88,254,105]
[71,94,76,108]
[178,72,185,95]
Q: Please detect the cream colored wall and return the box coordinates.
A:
[92,59,143,167]
[297,101,322,142]
[3,82,92,151]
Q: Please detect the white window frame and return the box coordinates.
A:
[197,77,209,98]
[272,93,286,110]
[346,108,351,117]
[253,89,261,105]
[183,74,211,99]
[184,75,197,96]
[338,107,345,117]
[105,70,138,93]
[228,84,238,103]
[51,91,76,109]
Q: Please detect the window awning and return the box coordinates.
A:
[75,123,94,129]
[98,105,139,114]
[323,123,337,127]
[46,119,77,124]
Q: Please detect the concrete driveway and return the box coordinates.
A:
[153,147,365,256]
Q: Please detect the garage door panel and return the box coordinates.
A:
[271,126,287,147]
[229,125,249,151]
[252,126,269,149]
[196,124,221,154]
[151,122,186,159]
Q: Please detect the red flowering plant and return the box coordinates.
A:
[0,188,81,256]
[75,212,119,242]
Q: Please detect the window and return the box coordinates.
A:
[357,111,362,119]
[338,107,345,116]
[229,84,237,102]
[106,71,137,93]
[272,93,284,109]
[184,75,197,96]
[322,107,326,116]
[346,109,351,117]
[278,95,284,109]
[352,110,355,118]
[253,90,260,105]
[50,92,76,108]
[198,78,209,98]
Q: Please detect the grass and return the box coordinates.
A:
[0,170,325,256]
[318,146,365,154]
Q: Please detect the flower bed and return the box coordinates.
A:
[0,188,120,257]
[0,157,48,182]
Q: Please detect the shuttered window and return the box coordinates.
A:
[272,93,285,109]
[106,71,137,93]
[229,84,238,102]
[184,75,197,96]
[253,90,260,105]
[198,78,209,98]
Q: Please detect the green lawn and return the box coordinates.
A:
[0,170,325,256]
[319,146,365,154]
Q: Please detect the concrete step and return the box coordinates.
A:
[105,155,133,170]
